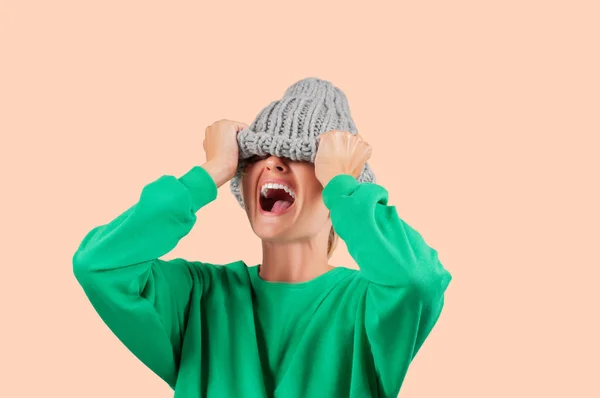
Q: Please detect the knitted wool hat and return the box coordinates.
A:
[230,76,375,208]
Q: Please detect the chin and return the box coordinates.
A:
[251,221,294,242]
[251,202,297,233]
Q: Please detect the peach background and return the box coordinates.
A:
[1,1,599,397]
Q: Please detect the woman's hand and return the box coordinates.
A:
[314,130,372,187]
[201,119,248,187]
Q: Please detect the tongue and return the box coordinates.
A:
[271,200,292,213]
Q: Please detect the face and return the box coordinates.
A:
[240,155,331,244]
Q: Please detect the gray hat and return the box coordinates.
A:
[230,76,375,208]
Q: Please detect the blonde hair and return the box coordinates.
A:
[327,226,339,258]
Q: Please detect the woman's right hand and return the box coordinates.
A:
[201,119,248,187]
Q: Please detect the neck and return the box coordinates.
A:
[259,228,334,283]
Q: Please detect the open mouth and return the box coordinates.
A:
[259,183,296,214]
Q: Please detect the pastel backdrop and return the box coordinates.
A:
[1,1,598,397]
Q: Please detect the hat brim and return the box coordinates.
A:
[230,128,376,208]
[236,128,318,163]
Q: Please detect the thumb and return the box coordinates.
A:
[232,120,249,132]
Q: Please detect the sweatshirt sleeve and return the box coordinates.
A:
[322,174,452,396]
[72,165,218,389]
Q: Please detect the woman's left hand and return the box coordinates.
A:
[314,130,372,187]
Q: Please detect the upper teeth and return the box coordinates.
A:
[260,182,295,199]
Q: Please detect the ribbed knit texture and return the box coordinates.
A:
[230,77,375,208]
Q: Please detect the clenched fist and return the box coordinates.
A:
[201,119,248,188]
[314,130,372,188]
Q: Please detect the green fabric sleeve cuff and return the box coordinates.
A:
[178,165,218,213]
[322,173,359,209]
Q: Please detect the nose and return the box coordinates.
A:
[264,155,288,173]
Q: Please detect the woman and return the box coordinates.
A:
[73,77,452,397]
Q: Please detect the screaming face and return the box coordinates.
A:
[240,154,331,243]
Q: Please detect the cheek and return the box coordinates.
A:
[293,164,322,192]
[293,168,326,209]
[299,185,327,215]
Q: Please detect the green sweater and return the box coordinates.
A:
[72,165,452,398]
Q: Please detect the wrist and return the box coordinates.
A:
[322,173,360,209]
[201,160,235,188]
[320,170,354,187]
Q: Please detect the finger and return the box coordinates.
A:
[234,122,249,132]
[331,130,348,137]
[362,144,372,160]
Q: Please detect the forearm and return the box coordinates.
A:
[72,164,218,274]
[71,165,217,387]
[201,160,235,188]
[322,174,452,393]
[322,173,451,293]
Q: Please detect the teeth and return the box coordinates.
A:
[260,182,295,199]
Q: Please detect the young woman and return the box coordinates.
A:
[73,78,452,397]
